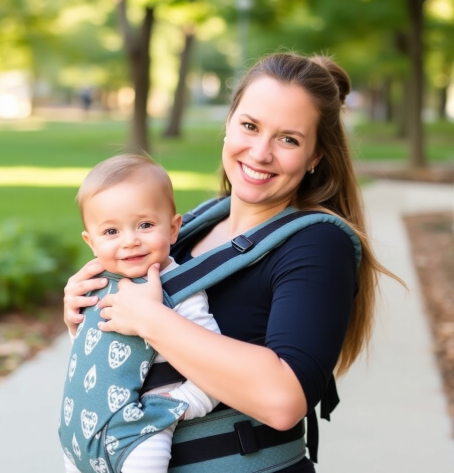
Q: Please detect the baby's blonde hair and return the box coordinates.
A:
[77,154,176,220]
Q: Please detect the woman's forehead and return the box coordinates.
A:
[233,77,319,128]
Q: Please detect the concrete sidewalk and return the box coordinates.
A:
[0,180,453,473]
[318,180,454,472]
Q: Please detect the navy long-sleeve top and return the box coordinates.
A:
[173,220,357,415]
[169,217,357,472]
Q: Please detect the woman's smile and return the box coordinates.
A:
[239,162,276,182]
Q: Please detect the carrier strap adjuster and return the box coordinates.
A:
[234,421,259,455]
[182,212,197,225]
[231,235,254,253]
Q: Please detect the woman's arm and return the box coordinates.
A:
[63,258,107,335]
[98,264,307,431]
[99,223,356,430]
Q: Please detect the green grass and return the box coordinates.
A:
[0,118,224,266]
[1,115,452,267]
[351,121,454,161]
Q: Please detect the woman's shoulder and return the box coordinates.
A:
[264,220,357,277]
[276,218,357,254]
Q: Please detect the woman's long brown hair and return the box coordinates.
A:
[221,52,404,375]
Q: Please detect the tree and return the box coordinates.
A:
[117,0,155,152]
[161,0,219,137]
[162,24,195,137]
[406,0,427,168]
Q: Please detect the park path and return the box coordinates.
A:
[0,180,453,473]
[317,180,454,472]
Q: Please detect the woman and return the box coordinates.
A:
[64,52,399,472]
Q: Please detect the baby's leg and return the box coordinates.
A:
[121,423,177,473]
[63,453,82,473]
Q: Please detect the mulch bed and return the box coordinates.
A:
[0,305,65,382]
[403,211,454,427]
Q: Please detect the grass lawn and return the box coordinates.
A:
[0,114,453,268]
[351,121,454,161]
[0,118,224,266]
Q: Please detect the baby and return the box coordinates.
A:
[59,154,219,473]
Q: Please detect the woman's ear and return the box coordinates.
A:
[81,231,96,256]
[312,152,323,169]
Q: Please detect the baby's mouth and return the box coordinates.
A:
[122,254,147,262]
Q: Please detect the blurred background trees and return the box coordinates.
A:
[0,0,453,315]
[0,0,453,162]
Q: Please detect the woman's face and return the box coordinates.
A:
[223,76,322,210]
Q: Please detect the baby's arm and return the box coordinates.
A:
[168,380,218,420]
[167,291,220,419]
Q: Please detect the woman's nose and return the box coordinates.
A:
[248,138,273,163]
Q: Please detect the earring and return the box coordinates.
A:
[309,166,315,174]
[223,136,226,142]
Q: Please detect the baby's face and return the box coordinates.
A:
[81,180,180,278]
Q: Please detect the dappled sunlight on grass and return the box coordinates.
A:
[0,167,218,191]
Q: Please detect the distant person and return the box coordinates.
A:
[63,53,403,472]
[58,154,220,473]
[80,87,92,112]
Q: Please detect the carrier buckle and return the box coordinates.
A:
[231,235,254,253]
[234,421,259,455]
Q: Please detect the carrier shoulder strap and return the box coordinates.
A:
[162,196,361,308]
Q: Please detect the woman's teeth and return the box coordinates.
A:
[241,164,273,180]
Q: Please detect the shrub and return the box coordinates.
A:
[0,220,79,313]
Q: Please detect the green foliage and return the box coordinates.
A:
[0,220,79,313]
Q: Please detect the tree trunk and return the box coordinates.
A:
[117,0,154,153]
[406,0,426,168]
[163,27,195,138]
[397,77,411,138]
[394,31,409,138]
[438,86,447,120]
[383,77,393,123]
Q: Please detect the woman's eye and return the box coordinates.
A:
[243,122,256,131]
[139,222,153,230]
[104,229,118,235]
[283,136,299,146]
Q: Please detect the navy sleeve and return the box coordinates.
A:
[264,223,357,413]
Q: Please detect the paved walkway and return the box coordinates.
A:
[0,180,453,473]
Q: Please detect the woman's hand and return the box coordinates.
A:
[98,263,163,337]
[64,258,107,335]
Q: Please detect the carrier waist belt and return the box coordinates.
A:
[169,419,304,467]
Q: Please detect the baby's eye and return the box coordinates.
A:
[104,228,118,236]
[243,122,257,132]
[139,222,153,230]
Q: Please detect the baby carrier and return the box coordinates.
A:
[58,271,189,473]
[61,196,361,473]
[151,197,362,472]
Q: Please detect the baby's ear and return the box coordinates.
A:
[81,231,96,256]
[170,214,182,244]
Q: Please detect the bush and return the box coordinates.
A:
[0,220,79,313]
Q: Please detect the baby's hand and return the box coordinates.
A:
[145,263,164,304]
[97,264,163,336]
[161,393,185,420]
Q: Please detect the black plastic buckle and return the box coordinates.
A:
[234,421,259,455]
[231,235,254,253]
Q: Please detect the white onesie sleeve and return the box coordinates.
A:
[166,289,220,420]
